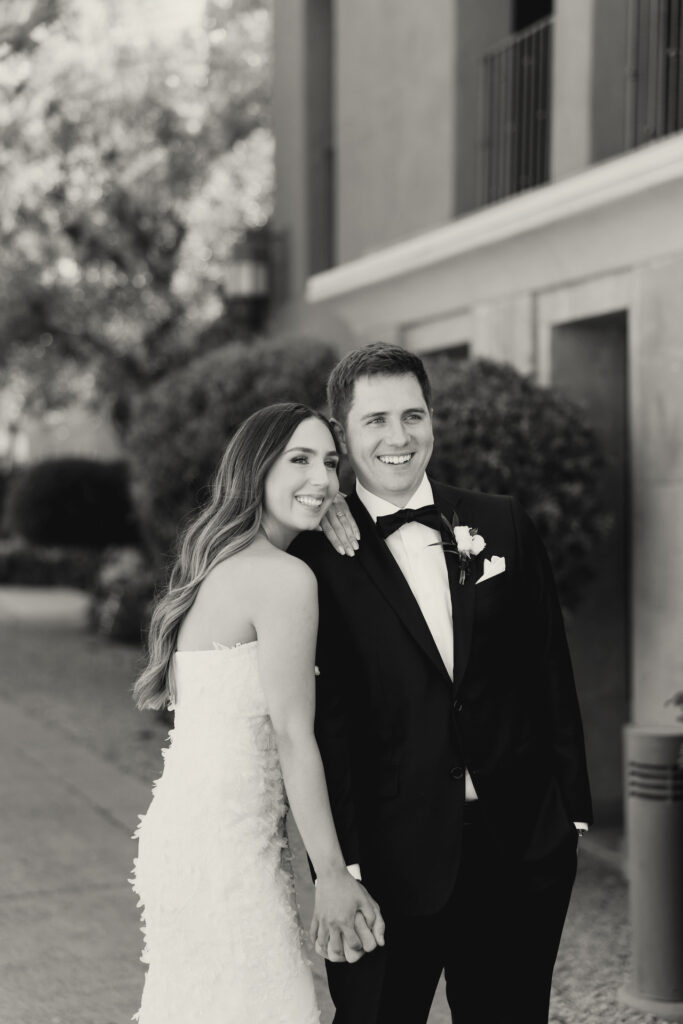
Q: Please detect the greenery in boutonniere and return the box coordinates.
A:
[429,510,486,585]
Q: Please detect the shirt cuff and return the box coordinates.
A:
[574,822,589,832]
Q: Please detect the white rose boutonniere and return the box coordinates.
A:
[453,526,486,557]
[430,513,486,585]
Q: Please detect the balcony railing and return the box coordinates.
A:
[627,0,683,147]
[479,16,552,206]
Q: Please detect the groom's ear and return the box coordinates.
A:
[330,417,348,455]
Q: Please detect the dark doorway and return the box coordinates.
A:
[551,312,629,824]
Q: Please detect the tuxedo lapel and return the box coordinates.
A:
[431,482,477,693]
[347,492,451,682]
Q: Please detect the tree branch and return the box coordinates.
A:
[0,0,59,56]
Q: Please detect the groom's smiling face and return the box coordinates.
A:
[335,373,434,507]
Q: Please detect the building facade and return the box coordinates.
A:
[272,0,683,822]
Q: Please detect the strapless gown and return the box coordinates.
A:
[131,642,320,1023]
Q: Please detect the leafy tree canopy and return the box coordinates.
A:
[0,0,273,422]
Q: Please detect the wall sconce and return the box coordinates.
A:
[225,227,271,333]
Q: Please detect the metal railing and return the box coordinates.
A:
[627,0,683,147]
[479,16,553,206]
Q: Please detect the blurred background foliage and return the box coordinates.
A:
[424,355,612,611]
[126,336,339,562]
[0,350,610,638]
[0,0,273,426]
[0,1,610,644]
[3,457,138,547]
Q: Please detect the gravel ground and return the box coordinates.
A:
[0,609,680,1024]
[555,859,680,1024]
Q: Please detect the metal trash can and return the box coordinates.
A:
[619,725,683,1020]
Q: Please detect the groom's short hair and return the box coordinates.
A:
[327,343,432,425]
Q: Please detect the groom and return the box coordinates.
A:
[292,343,592,1024]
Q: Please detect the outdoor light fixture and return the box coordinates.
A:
[224,227,271,333]
[225,255,269,300]
[226,228,270,299]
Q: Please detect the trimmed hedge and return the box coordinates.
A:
[126,337,339,560]
[424,355,611,610]
[0,468,15,537]
[0,537,101,588]
[3,458,139,549]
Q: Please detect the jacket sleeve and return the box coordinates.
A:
[289,534,362,868]
[510,497,594,825]
[313,577,362,867]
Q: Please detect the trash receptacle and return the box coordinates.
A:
[619,725,683,1021]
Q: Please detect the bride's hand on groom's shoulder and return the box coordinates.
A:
[319,493,360,557]
[310,872,385,963]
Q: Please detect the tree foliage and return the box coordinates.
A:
[424,356,612,609]
[0,0,273,422]
[0,1,60,57]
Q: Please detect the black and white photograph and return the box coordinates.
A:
[0,1,682,1022]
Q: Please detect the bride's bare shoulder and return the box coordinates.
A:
[203,538,316,596]
[247,539,317,594]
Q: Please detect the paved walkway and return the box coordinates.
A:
[0,585,676,1024]
[0,585,91,628]
[0,697,145,1024]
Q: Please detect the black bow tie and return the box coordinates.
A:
[376,504,443,539]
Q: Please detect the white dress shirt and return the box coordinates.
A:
[356,476,478,802]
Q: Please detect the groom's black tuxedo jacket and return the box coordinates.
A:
[292,480,592,917]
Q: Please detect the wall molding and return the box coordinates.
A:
[306,133,683,304]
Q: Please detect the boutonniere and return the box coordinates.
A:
[429,512,486,585]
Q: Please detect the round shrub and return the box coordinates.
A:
[126,337,339,560]
[424,356,611,610]
[0,537,101,588]
[4,458,139,549]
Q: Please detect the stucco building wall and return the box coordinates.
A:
[272,1,683,820]
[335,0,456,262]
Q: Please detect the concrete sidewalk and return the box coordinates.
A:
[0,694,147,1024]
[0,585,90,629]
[0,585,144,1023]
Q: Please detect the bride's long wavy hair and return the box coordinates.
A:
[133,402,336,710]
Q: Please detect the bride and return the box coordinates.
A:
[131,403,384,1024]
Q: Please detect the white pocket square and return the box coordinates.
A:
[476,555,506,584]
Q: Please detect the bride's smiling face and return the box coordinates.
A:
[261,417,340,548]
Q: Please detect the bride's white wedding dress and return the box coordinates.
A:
[131,642,320,1024]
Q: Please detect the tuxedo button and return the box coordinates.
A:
[454,700,463,713]
[450,766,464,780]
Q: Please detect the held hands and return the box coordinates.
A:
[319,494,360,557]
[310,870,385,964]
